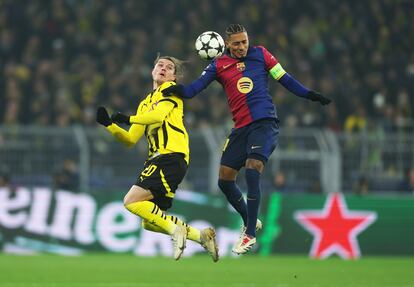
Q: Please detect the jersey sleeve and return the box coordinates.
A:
[259,46,279,70]
[106,123,145,147]
[129,99,176,125]
[182,61,217,98]
[259,46,287,80]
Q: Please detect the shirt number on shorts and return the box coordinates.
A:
[141,164,158,177]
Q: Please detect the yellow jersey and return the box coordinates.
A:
[106,81,190,163]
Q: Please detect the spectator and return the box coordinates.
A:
[53,158,79,191]
[400,168,414,195]
[273,171,288,193]
[0,171,11,188]
[0,0,411,129]
[354,176,369,196]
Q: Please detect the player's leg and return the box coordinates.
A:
[142,215,200,242]
[245,158,264,237]
[218,165,248,225]
[124,185,188,260]
[124,185,178,234]
[233,119,279,254]
[218,128,248,226]
[125,154,188,260]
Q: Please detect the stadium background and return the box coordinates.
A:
[0,1,413,286]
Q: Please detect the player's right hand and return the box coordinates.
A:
[96,106,112,127]
[162,84,184,97]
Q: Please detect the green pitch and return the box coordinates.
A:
[0,254,413,287]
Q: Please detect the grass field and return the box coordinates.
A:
[0,254,413,287]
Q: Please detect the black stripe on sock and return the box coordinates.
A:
[151,204,157,214]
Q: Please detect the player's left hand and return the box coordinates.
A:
[162,84,184,97]
[307,91,331,105]
[111,112,131,125]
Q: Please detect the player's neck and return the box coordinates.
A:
[153,81,161,90]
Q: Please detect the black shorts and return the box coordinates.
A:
[135,153,187,210]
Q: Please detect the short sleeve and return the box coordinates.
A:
[258,46,279,70]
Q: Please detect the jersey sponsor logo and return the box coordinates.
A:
[149,101,159,111]
[237,77,253,94]
[236,62,245,71]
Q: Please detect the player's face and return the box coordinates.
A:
[152,59,176,84]
[226,32,249,58]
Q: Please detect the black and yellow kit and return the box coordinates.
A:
[106,81,189,209]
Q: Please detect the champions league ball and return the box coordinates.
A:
[195,31,225,60]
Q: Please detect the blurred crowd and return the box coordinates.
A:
[1,0,413,131]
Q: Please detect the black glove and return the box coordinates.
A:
[96,107,112,127]
[307,90,331,105]
[162,84,184,97]
[111,112,131,125]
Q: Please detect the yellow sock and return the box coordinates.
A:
[169,215,201,243]
[141,216,201,243]
[125,201,176,234]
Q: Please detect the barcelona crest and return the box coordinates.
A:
[236,62,246,71]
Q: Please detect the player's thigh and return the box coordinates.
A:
[246,118,279,163]
[124,185,154,205]
[135,153,187,210]
[220,127,248,171]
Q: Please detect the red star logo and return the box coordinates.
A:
[294,193,377,259]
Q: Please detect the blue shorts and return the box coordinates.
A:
[220,118,279,170]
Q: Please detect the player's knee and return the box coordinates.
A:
[123,193,141,207]
[123,194,132,206]
[245,158,264,172]
[219,165,238,181]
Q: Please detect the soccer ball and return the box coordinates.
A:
[195,31,225,60]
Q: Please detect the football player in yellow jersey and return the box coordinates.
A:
[96,56,218,262]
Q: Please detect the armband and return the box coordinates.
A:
[269,63,286,80]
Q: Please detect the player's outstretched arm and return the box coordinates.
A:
[96,107,144,147]
[278,73,331,106]
[162,63,217,99]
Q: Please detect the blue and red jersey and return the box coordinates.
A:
[183,46,280,128]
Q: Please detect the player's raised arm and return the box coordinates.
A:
[162,63,217,99]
